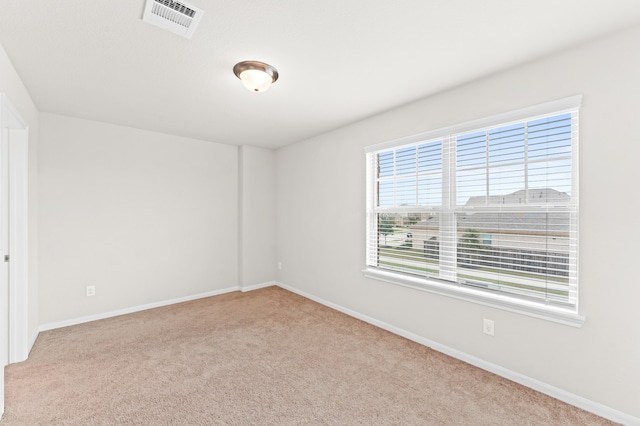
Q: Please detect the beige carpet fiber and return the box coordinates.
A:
[2,287,613,425]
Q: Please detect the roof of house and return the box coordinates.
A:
[412,188,572,235]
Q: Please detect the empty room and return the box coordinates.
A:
[0,0,639,424]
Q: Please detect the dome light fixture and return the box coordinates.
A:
[233,61,279,93]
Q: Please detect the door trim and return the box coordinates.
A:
[1,93,29,365]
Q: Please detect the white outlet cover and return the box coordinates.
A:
[483,319,495,336]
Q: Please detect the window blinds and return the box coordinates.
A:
[365,99,579,308]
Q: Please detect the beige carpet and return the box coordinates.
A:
[2,286,613,425]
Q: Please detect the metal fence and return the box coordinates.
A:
[424,240,569,277]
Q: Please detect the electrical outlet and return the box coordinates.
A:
[483,318,495,336]
[278,261,282,270]
[86,285,95,297]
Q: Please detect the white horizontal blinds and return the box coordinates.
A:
[439,136,457,282]
[370,140,443,278]
[365,96,579,309]
[456,113,574,207]
[365,151,378,268]
[376,212,432,278]
[528,113,574,200]
[377,140,443,207]
[418,142,443,206]
[454,111,577,305]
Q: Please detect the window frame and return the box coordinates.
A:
[364,96,585,327]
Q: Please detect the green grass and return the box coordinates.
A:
[378,260,439,275]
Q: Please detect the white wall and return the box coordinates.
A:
[276,25,640,419]
[38,114,238,324]
[238,146,276,288]
[0,42,39,345]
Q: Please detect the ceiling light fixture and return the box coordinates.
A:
[233,61,279,93]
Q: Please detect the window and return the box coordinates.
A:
[364,96,583,326]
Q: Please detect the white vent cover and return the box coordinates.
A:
[142,0,204,39]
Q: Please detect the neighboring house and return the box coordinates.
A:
[465,187,571,206]
[384,188,572,275]
[397,187,571,251]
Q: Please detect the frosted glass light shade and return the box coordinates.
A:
[240,69,273,92]
[233,61,279,93]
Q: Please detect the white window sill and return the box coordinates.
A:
[363,268,585,327]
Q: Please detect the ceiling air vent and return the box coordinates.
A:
[142,0,204,39]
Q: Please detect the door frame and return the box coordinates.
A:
[0,93,29,366]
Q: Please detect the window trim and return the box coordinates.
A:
[364,95,582,154]
[363,268,585,327]
[364,95,585,327]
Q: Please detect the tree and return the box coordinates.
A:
[378,214,395,246]
[406,215,420,225]
[458,229,483,267]
[459,229,482,248]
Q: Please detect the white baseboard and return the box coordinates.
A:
[240,281,276,292]
[32,280,637,424]
[37,283,278,334]
[38,286,242,332]
[276,282,639,426]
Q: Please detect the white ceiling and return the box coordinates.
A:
[1,1,639,149]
